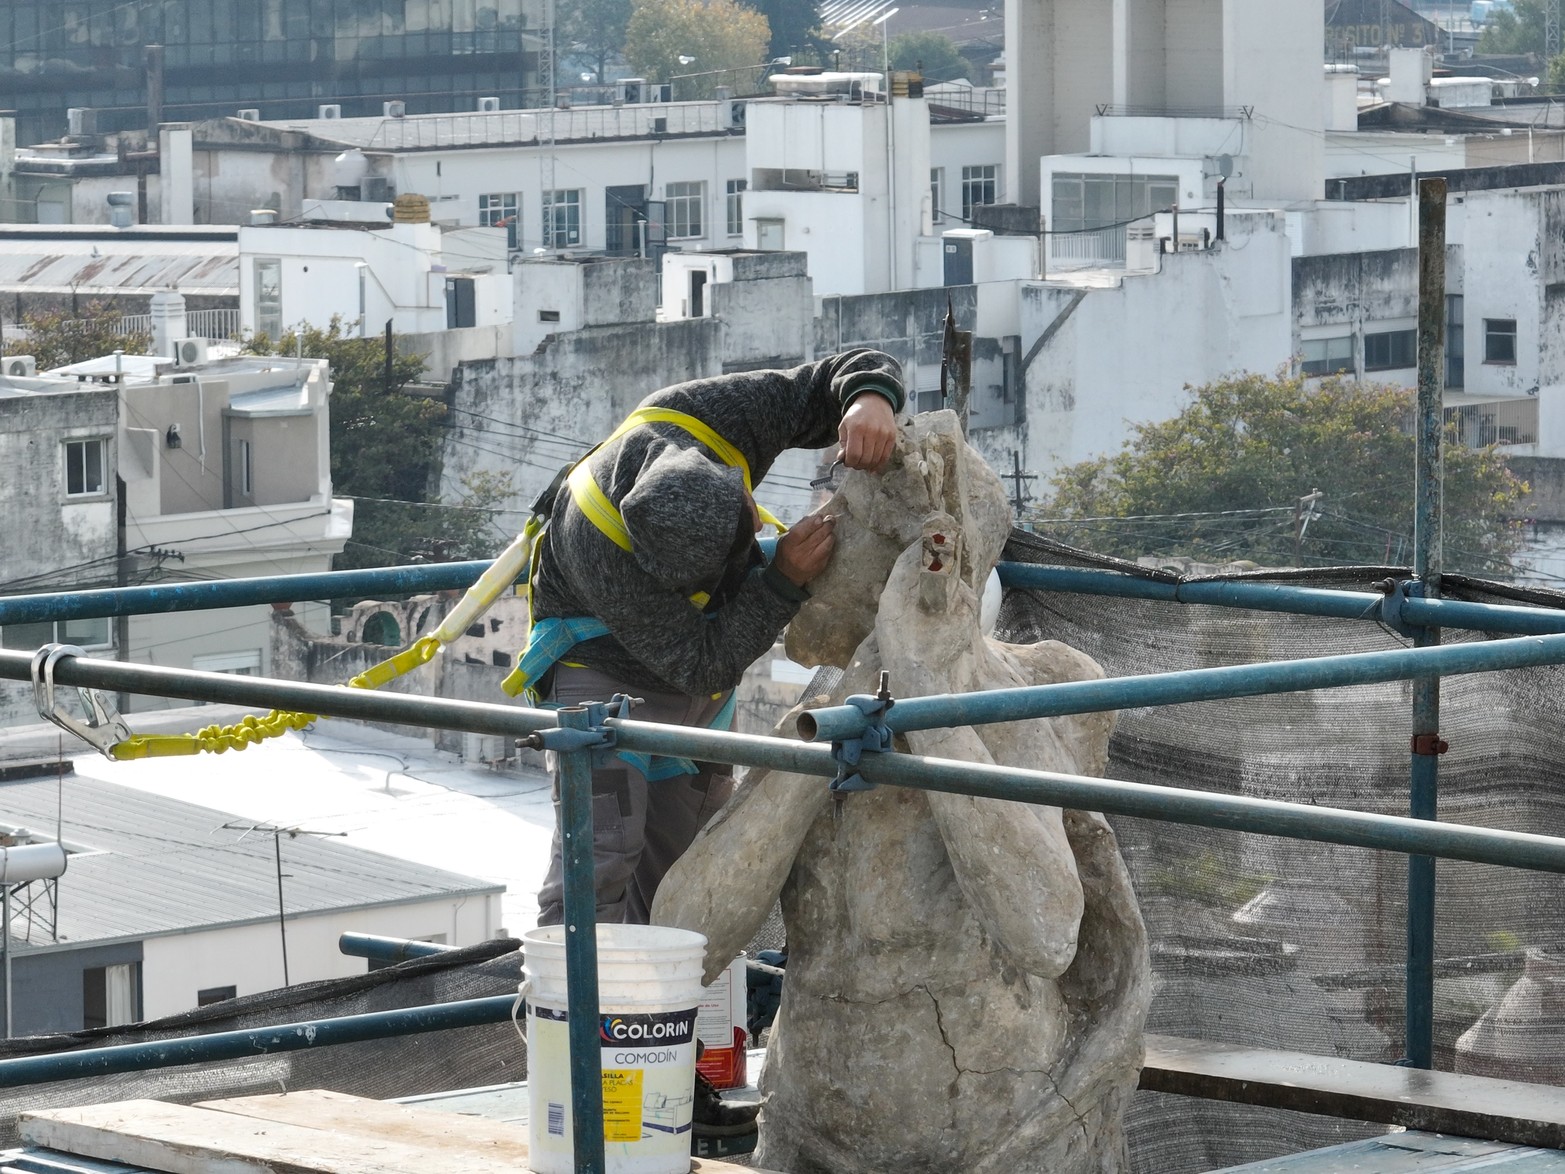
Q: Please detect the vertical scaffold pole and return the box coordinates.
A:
[1408,176,1446,1070]
[558,706,606,1172]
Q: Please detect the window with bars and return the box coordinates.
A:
[666,181,705,239]
[478,191,517,227]
[64,438,106,497]
[960,165,999,221]
[542,189,582,247]
[725,179,746,236]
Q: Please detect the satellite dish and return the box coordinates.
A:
[1217,154,1234,178]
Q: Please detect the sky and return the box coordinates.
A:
[66,710,559,936]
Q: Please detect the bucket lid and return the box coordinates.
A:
[523,923,708,955]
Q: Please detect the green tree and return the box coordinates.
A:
[560,0,634,88]
[1035,372,1528,574]
[751,0,823,63]
[3,301,151,371]
[889,31,968,82]
[1478,0,1546,54]
[624,0,771,99]
[243,319,511,570]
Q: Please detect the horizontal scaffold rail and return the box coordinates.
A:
[798,632,1565,743]
[2,651,1564,875]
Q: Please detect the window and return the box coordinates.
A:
[931,168,945,223]
[1050,172,1179,235]
[234,438,252,497]
[1485,318,1517,364]
[542,189,582,247]
[961,165,999,221]
[83,962,139,1029]
[756,219,784,251]
[198,985,237,1006]
[2,616,112,651]
[64,438,106,497]
[1301,336,1353,377]
[478,191,517,227]
[725,179,746,237]
[254,257,282,339]
[1364,328,1416,371]
[666,181,705,239]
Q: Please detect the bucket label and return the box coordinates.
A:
[528,1003,700,1168]
[599,1008,696,1049]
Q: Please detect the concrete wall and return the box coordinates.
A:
[1225,0,1324,203]
[983,213,1293,486]
[1293,247,1421,386]
[138,893,500,1020]
[0,385,120,593]
[9,940,143,1036]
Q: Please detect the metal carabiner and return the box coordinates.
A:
[30,643,132,759]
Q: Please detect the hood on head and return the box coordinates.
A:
[620,446,748,587]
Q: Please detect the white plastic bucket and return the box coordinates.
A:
[524,924,707,1174]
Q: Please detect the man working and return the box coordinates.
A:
[515,349,903,928]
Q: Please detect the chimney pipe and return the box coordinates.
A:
[145,45,164,141]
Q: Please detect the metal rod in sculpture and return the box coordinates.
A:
[997,564,1565,636]
[797,632,1565,743]
[0,562,492,625]
[0,995,518,1088]
[1407,174,1448,1071]
[557,706,607,1174]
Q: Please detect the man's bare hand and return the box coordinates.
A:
[773,509,836,587]
[838,394,897,472]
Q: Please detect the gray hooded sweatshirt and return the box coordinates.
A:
[530,350,905,696]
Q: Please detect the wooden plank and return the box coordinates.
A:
[1143,1034,1565,1150]
[195,1089,531,1163]
[19,1100,521,1174]
[203,1090,777,1174]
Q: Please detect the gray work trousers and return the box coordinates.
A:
[536,664,736,926]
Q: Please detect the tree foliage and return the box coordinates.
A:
[243,319,512,570]
[1035,372,1528,574]
[1477,0,1546,55]
[889,31,968,82]
[3,301,151,371]
[560,0,634,86]
[750,0,823,63]
[624,0,771,98]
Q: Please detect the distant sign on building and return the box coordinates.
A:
[1327,0,1446,56]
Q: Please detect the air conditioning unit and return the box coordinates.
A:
[173,338,209,367]
[318,103,342,119]
[236,108,261,121]
[361,176,394,202]
[651,116,668,134]
[4,355,36,377]
[66,107,97,136]
[383,100,406,119]
[478,96,501,112]
[652,83,672,103]
[617,78,646,104]
[728,99,746,129]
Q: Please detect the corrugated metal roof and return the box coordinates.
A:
[0,239,237,297]
[0,776,501,949]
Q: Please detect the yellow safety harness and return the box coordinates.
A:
[104,407,780,761]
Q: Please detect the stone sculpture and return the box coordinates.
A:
[652,411,1151,1172]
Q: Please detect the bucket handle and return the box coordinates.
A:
[511,978,530,1043]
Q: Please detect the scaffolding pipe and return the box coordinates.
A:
[337,933,456,964]
[997,565,1565,636]
[0,995,517,1089]
[7,560,1565,639]
[4,651,1565,876]
[558,707,607,1174]
[1407,175,1448,1070]
[798,633,1565,743]
[609,717,1565,874]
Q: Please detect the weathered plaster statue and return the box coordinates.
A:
[653,411,1151,1173]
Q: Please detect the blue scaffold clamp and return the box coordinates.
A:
[1377,577,1430,641]
[522,694,641,765]
[830,671,895,795]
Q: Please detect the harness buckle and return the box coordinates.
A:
[31,644,133,760]
[829,672,895,796]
